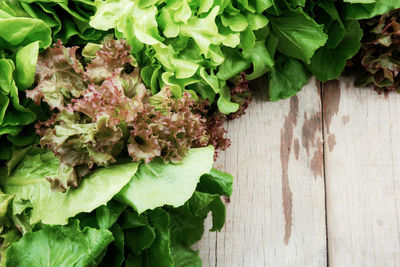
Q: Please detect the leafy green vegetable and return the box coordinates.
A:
[0,151,139,225]
[0,0,104,44]
[5,220,113,267]
[349,8,400,92]
[15,41,40,91]
[269,9,328,64]
[0,17,51,49]
[0,9,52,160]
[96,200,127,230]
[171,244,202,267]
[0,229,20,266]
[0,189,13,233]
[197,168,233,197]
[344,0,400,20]
[269,55,310,101]
[308,20,363,82]
[89,0,271,112]
[117,146,214,213]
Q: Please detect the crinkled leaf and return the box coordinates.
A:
[5,221,114,267]
[242,40,275,80]
[39,112,124,173]
[217,85,239,114]
[26,41,86,110]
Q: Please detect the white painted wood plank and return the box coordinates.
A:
[196,77,327,267]
[324,77,400,267]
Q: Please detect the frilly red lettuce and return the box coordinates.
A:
[29,38,224,190]
[350,9,400,92]
[26,40,86,110]
[128,89,208,164]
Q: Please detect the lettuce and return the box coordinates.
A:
[0,7,53,159]
[344,0,400,20]
[4,220,114,267]
[0,148,231,267]
[0,150,139,225]
[1,0,105,44]
[88,0,400,103]
[116,146,214,213]
[89,0,279,113]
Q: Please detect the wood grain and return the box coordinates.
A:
[323,77,400,267]
[196,77,327,267]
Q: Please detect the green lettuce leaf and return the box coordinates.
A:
[171,244,202,267]
[96,200,127,230]
[168,191,226,247]
[99,223,125,267]
[269,54,310,101]
[14,41,39,91]
[4,220,114,267]
[0,189,13,233]
[0,229,20,266]
[0,151,139,225]
[116,146,214,213]
[196,168,233,197]
[344,0,400,20]
[0,17,51,49]
[307,20,363,82]
[126,208,174,267]
[269,9,328,64]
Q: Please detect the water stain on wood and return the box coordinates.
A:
[301,112,322,156]
[342,115,350,125]
[327,134,336,152]
[323,80,341,134]
[293,138,300,160]
[280,96,298,245]
[310,138,324,178]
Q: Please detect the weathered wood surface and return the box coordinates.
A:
[196,76,400,266]
[324,77,400,267]
[196,77,327,266]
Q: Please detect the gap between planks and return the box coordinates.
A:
[198,77,400,266]
[196,77,327,267]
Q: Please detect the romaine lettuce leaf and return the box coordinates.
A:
[0,17,51,49]
[14,41,39,91]
[116,146,214,213]
[4,220,114,267]
[0,151,139,225]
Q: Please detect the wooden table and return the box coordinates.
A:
[195,76,400,267]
